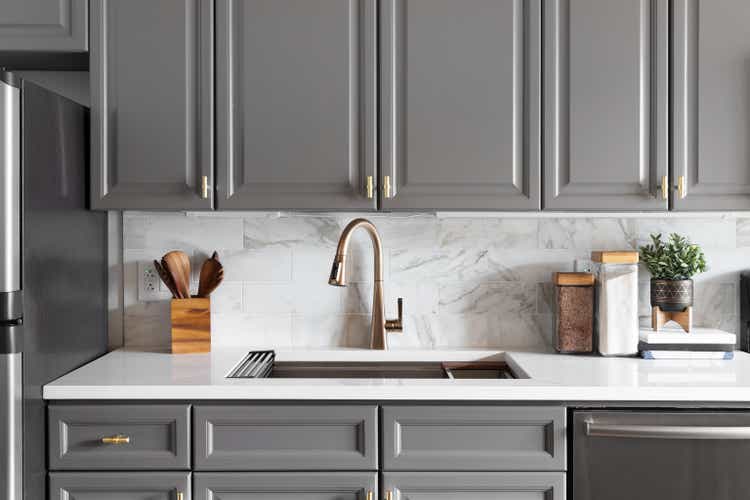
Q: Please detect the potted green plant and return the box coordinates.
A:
[639,233,707,312]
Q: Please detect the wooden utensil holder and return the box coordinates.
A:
[171,297,211,354]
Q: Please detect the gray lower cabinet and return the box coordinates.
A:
[48,404,191,470]
[672,0,750,210]
[382,405,566,471]
[194,405,378,470]
[543,0,669,211]
[0,0,88,52]
[379,0,541,211]
[215,0,377,210]
[49,472,191,500]
[90,0,214,210]
[194,472,377,500]
[383,472,565,500]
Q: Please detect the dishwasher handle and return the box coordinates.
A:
[585,420,750,440]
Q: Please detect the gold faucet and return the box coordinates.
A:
[329,218,403,350]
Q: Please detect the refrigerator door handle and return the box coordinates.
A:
[0,77,21,301]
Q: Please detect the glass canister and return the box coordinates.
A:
[553,272,594,353]
[591,251,639,356]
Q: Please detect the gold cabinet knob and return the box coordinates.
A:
[100,434,130,445]
[660,175,668,200]
[677,175,686,199]
[201,175,209,199]
[383,175,392,199]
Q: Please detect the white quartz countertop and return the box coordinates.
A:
[42,347,750,402]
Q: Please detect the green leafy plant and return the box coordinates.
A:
[638,233,707,280]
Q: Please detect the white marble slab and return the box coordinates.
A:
[43,348,750,402]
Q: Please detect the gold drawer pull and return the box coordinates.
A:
[660,175,668,200]
[385,491,393,500]
[177,493,184,500]
[677,175,686,199]
[366,175,374,199]
[101,434,130,445]
[366,491,373,500]
[201,175,209,199]
[383,175,392,198]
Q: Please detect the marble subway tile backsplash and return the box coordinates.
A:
[122,212,747,349]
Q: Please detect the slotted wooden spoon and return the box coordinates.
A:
[198,251,224,297]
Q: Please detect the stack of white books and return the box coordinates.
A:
[639,326,736,360]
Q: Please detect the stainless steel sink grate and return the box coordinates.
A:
[227,350,275,378]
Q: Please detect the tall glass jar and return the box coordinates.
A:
[591,251,639,356]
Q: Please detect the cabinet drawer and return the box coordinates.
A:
[49,472,190,500]
[48,404,190,470]
[194,472,377,500]
[383,472,565,500]
[382,406,565,471]
[194,405,377,470]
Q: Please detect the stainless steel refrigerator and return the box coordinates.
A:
[0,71,107,500]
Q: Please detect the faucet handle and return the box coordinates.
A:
[386,298,404,332]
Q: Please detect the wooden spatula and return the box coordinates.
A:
[162,251,191,299]
[198,251,224,297]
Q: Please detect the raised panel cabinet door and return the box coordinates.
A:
[544,0,669,211]
[194,472,377,500]
[380,0,541,211]
[193,405,378,470]
[216,0,377,210]
[0,0,87,51]
[49,472,191,500]
[382,406,566,471]
[672,0,750,210]
[90,0,214,210]
[383,472,565,500]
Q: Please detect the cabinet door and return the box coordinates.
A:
[672,0,750,210]
[380,0,541,211]
[90,0,214,210]
[216,0,376,210]
[194,472,377,500]
[49,472,190,500]
[383,472,565,500]
[0,0,87,52]
[544,0,668,211]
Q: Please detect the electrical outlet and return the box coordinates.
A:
[138,261,170,301]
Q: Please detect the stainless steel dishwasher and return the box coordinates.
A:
[573,410,750,500]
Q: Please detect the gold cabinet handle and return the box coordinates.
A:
[385,491,393,500]
[383,175,392,199]
[677,175,686,199]
[366,491,373,500]
[100,434,130,445]
[660,175,668,200]
[176,493,184,500]
[366,175,374,199]
[201,175,209,199]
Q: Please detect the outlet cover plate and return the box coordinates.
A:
[138,260,171,302]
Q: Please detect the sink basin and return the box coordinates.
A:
[227,353,516,379]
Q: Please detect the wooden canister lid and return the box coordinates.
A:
[553,272,595,286]
[591,250,639,264]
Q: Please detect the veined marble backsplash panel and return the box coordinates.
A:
[121,212,749,349]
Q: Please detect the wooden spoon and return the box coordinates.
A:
[198,252,224,297]
[162,251,191,299]
[153,259,179,298]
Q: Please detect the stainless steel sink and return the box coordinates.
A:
[227,352,516,379]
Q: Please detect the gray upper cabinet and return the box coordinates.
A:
[215,0,377,210]
[0,0,87,52]
[672,0,750,210]
[383,472,565,500]
[380,0,541,211]
[544,0,669,211]
[90,0,214,210]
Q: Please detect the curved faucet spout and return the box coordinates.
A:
[328,218,402,350]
